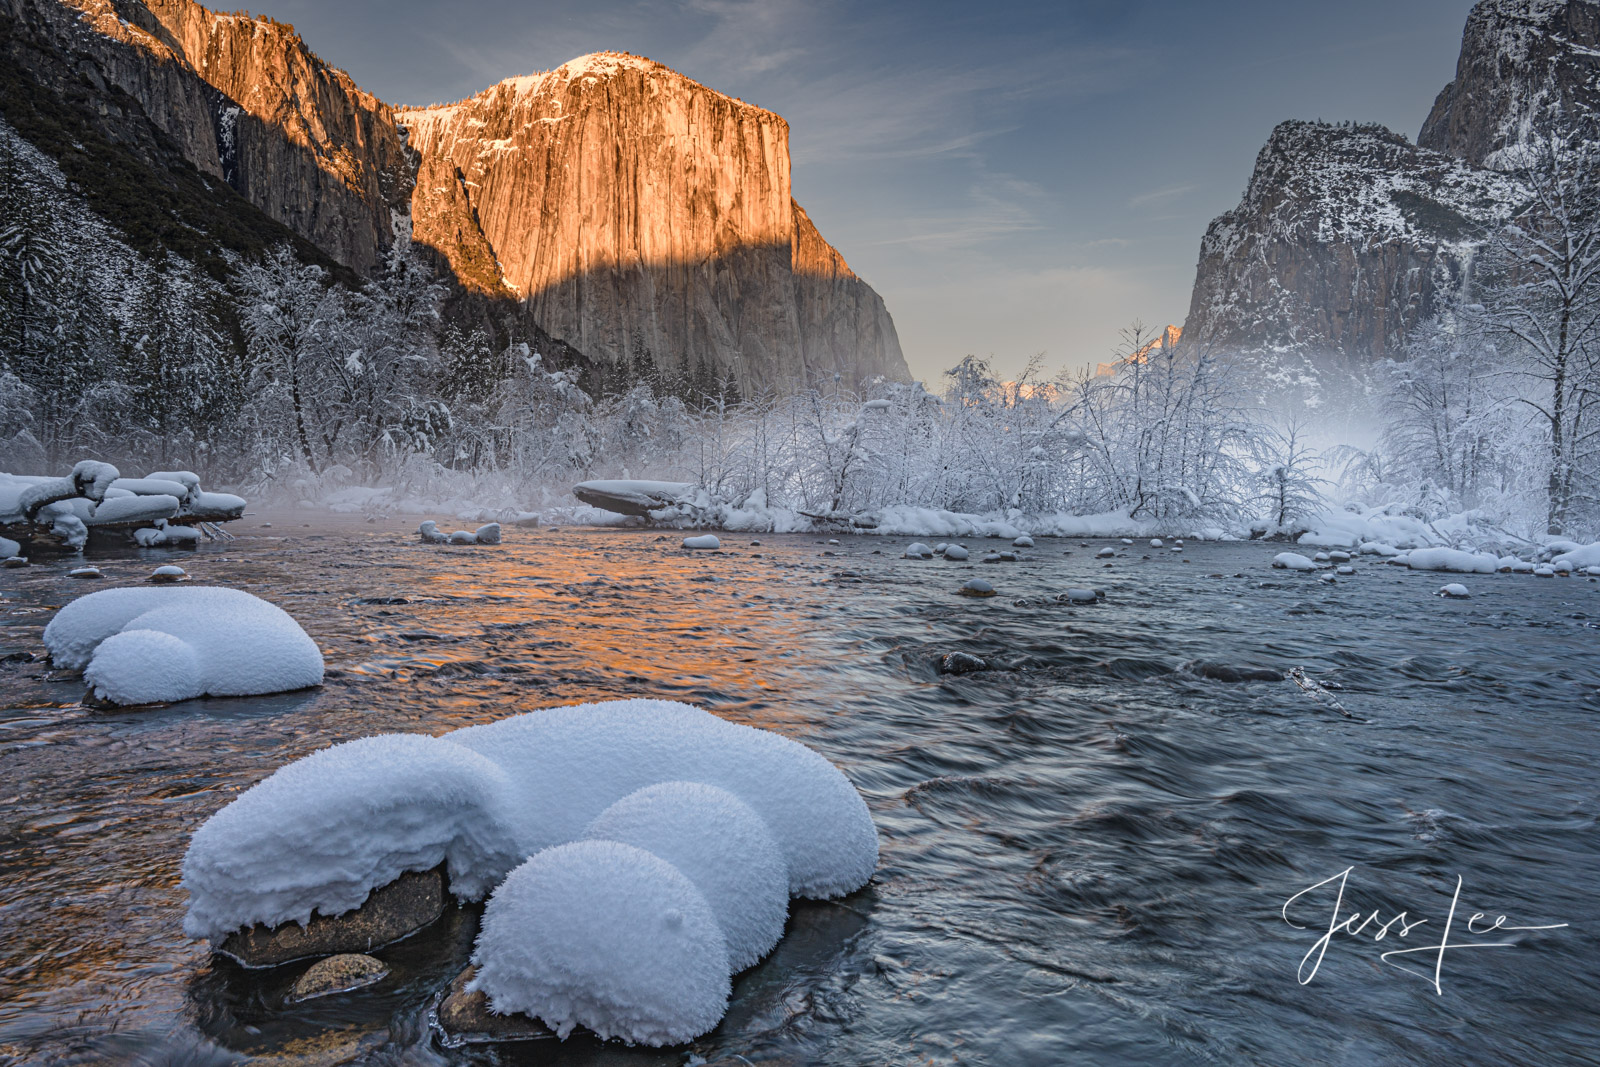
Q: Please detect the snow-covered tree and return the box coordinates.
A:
[1468,132,1600,534]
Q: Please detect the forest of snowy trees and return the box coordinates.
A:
[1,118,1596,538]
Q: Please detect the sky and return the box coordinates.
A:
[247,0,1478,381]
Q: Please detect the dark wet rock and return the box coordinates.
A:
[216,866,445,968]
[3,556,27,568]
[434,966,556,1046]
[287,953,388,1002]
[355,596,411,605]
[1192,661,1285,683]
[939,651,987,674]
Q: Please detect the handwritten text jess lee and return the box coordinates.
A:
[1282,867,1568,993]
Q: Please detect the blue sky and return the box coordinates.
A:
[254,0,1477,380]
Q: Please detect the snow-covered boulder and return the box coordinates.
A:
[943,544,970,561]
[1405,548,1497,574]
[134,523,200,547]
[419,520,448,544]
[1096,547,1116,559]
[44,587,323,705]
[1014,536,1035,548]
[471,840,730,1045]
[182,700,877,1045]
[1438,583,1471,599]
[903,542,933,559]
[580,781,787,971]
[1272,552,1317,571]
[474,523,502,545]
[1149,538,1163,548]
[683,534,721,550]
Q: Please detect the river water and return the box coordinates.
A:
[1,516,1597,1066]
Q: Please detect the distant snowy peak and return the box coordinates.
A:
[1420,0,1600,167]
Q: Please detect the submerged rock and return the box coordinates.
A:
[939,651,987,674]
[216,866,445,968]
[1193,661,1285,683]
[287,953,388,1002]
[435,966,556,1047]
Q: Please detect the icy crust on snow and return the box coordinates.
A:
[44,587,324,704]
[182,700,877,939]
[469,841,732,1046]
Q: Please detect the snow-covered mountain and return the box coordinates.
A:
[1182,0,1596,383]
[0,0,905,388]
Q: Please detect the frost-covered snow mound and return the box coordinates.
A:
[182,700,877,1043]
[43,587,323,705]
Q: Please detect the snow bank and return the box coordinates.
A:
[1405,548,1498,574]
[1552,543,1600,570]
[470,840,730,1045]
[44,587,323,704]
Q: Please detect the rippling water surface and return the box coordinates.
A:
[2,517,1598,1066]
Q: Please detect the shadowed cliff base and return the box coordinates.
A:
[417,237,909,396]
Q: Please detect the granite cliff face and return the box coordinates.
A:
[1,1,904,388]
[1420,0,1600,166]
[1183,122,1519,372]
[400,54,905,390]
[1,0,412,273]
[1183,0,1594,380]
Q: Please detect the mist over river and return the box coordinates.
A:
[2,515,1597,1066]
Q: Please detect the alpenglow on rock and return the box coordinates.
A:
[3,3,905,391]
[399,53,907,391]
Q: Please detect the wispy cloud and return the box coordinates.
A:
[1127,183,1195,208]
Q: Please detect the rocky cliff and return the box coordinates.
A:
[1182,0,1593,380]
[1183,121,1519,375]
[400,54,906,390]
[1420,0,1600,165]
[2,1,905,388]
[1,0,411,273]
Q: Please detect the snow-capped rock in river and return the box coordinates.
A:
[44,587,323,705]
[181,700,877,1044]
